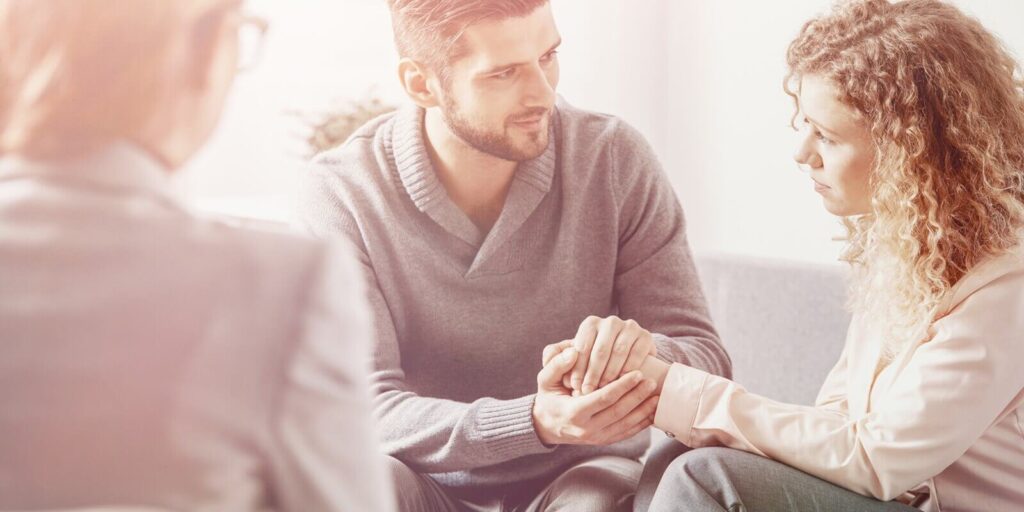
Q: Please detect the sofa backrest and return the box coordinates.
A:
[693,253,851,405]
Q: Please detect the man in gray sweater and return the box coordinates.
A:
[297,1,731,510]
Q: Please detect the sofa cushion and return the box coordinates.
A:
[693,253,851,405]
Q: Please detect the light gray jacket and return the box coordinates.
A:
[0,144,393,512]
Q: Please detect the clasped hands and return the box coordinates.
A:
[531,315,662,446]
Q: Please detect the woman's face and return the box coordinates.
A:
[793,74,876,217]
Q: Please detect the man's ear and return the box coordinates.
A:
[397,57,441,109]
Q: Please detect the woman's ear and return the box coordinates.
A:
[397,58,440,109]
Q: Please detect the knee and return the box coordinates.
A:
[644,437,692,470]
[382,456,447,511]
[667,447,746,475]
[383,454,410,472]
[547,457,640,511]
[561,461,636,489]
[644,448,755,512]
[663,447,763,498]
[383,455,420,489]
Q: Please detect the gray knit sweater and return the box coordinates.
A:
[297,98,731,494]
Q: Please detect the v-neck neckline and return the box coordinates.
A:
[387,105,558,277]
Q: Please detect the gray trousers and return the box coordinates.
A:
[386,455,641,512]
[635,439,920,512]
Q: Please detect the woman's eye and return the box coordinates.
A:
[493,68,515,80]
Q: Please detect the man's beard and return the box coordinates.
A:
[439,95,551,162]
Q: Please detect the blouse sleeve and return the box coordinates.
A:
[654,267,1024,500]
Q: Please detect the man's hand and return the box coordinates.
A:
[532,347,658,446]
[542,339,575,392]
[567,315,657,395]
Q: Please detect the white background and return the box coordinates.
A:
[178,0,1024,264]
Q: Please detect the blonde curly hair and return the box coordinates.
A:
[785,0,1024,357]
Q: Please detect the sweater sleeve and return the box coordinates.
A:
[610,122,732,379]
[295,165,555,474]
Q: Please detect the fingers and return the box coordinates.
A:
[589,375,656,429]
[542,340,574,366]
[581,317,625,395]
[569,316,651,395]
[596,395,659,444]
[598,321,641,389]
[576,370,644,416]
[569,316,601,392]
[537,347,578,391]
[620,331,654,376]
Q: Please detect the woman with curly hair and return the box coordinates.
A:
[628,0,1024,510]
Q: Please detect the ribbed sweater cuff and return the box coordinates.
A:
[476,394,555,460]
[652,333,683,365]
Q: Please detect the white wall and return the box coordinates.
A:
[180,0,1024,264]
[177,0,403,220]
[553,0,1024,264]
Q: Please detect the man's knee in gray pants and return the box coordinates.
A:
[634,437,693,512]
[384,455,461,512]
[524,455,640,512]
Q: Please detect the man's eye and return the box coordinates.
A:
[541,50,558,63]
[493,68,515,80]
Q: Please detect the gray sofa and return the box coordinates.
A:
[636,253,854,508]
[644,252,850,447]
[693,252,851,406]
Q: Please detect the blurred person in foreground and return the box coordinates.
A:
[623,1,1024,510]
[0,0,394,510]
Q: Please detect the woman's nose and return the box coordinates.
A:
[793,132,823,170]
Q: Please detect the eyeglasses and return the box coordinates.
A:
[194,6,269,73]
[231,13,269,72]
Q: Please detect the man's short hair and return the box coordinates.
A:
[387,0,549,71]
